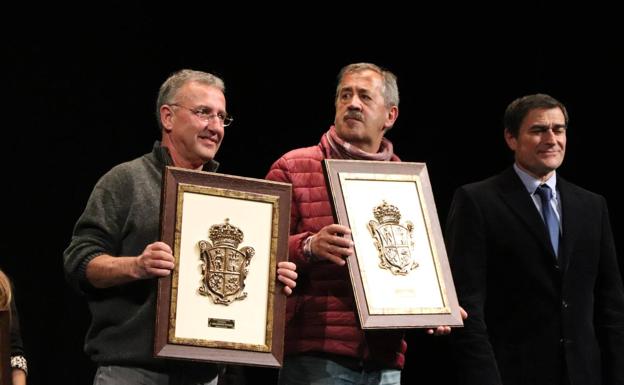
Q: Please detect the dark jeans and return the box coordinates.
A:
[278,355,401,385]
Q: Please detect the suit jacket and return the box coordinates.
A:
[446,167,624,385]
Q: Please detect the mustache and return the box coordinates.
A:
[344,111,364,121]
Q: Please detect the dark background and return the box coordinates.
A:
[3,4,622,384]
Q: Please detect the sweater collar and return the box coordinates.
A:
[152,141,219,172]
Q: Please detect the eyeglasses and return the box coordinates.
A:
[169,103,233,127]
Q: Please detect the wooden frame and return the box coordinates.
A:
[323,159,463,329]
[0,311,9,385]
[155,167,291,367]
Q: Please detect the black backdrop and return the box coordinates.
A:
[3,5,622,384]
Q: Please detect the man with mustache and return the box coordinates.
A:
[64,69,298,385]
[446,94,624,385]
[265,63,457,385]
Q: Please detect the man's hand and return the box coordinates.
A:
[277,261,298,295]
[309,224,354,265]
[134,241,175,279]
[426,307,468,335]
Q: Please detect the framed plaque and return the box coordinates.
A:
[0,310,9,385]
[323,159,463,329]
[155,166,291,367]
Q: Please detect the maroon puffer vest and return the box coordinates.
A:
[266,136,406,369]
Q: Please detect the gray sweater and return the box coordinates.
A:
[64,142,219,373]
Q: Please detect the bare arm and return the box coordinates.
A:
[86,241,175,288]
[12,368,26,385]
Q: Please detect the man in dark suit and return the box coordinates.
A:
[446,93,624,385]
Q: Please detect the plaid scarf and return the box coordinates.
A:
[323,125,394,161]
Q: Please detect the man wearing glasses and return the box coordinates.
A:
[64,69,297,385]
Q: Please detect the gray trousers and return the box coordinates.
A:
[93,365,219,385]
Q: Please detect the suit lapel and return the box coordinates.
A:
[495,168,558,263]
[557,177,582,274]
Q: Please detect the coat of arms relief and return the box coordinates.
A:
[368,200,418,275]
[198,218,255,305]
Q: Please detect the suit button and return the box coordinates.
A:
[562,300,569,308]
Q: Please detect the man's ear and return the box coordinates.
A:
[160,105,174,132]
[504,128,517,151]
[383,106,399,130]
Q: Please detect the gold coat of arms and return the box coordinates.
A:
[198,218,255,305]
[368,200,418,275]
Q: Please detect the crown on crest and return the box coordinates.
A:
[209,218,243,247]
[373,200,401,224]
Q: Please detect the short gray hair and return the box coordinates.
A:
[156,69,225,130]
[336,63,399,108]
